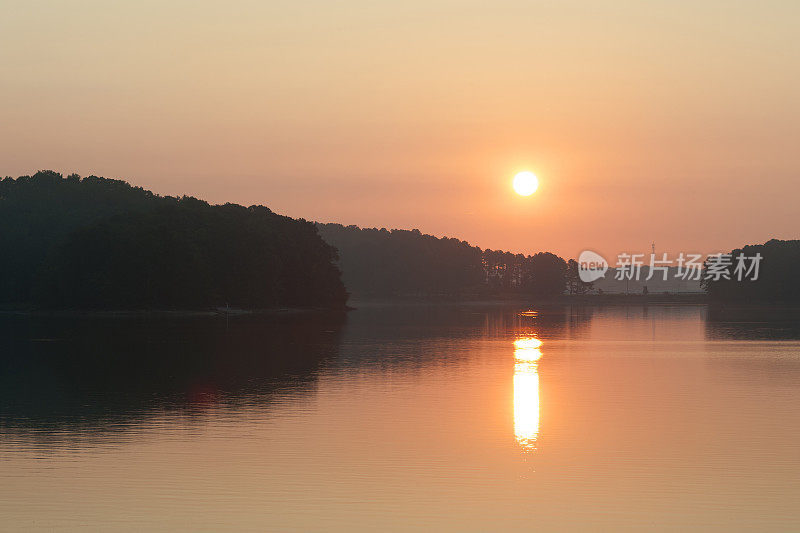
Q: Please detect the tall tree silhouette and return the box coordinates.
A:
[566,259,594,295]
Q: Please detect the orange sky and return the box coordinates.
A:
[1,0,798,259]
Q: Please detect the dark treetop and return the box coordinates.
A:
[702,239,800,302]
[0,171,347,310]
[316,223,578,299]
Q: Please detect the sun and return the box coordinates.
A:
[512,171,538,196]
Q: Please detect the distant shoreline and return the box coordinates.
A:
[7,293,800,318]
[0,306,350,319]
[350,293,708,306]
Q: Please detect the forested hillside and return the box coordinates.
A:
[316,223,573,298]
[0,171,347,310]
[703,239,800,301]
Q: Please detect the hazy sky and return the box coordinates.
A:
[2,0,798,259]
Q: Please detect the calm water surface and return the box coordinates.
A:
[1,304,800,531]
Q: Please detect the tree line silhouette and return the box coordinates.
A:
[1,171,347,310]
[703,239,800,301]
[316,223,589,298]
[5,171,791,308]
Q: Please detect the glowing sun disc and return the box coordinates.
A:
[513,171,539,196]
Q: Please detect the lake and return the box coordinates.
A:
[2,304,800,531]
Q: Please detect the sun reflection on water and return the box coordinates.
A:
[514,337,541,452]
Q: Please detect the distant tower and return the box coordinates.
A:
[651,242,655,255]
